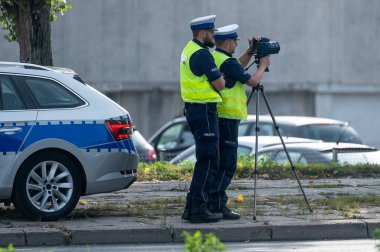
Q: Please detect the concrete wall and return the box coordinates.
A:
[1,0,380,146]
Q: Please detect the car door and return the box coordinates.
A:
[0,74,37,185]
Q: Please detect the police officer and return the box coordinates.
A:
[208,24,270,219]
[180,15,226,223]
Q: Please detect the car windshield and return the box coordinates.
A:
[293,124,363,144]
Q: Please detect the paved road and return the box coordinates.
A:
[15,239,379,252]
[1,179,380,246]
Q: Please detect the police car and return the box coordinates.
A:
[0,62,138,220]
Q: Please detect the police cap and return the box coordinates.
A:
[189,15,217,31]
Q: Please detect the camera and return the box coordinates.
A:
[251,37,280,58]
[250,37,280,71]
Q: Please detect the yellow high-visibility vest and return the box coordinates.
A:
[212,50,247,120]
[180,41,222,103]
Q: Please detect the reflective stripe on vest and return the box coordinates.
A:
[212,50,247,120]
[180,41,222,103]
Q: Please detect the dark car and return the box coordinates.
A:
[148,117,193,161]
[149,116,364,160]
[132,130,157,163]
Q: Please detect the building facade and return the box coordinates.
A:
[1,0,380,147]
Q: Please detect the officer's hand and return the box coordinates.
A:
[259,55,270,68]
[248,36,262,54]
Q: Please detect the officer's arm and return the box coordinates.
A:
[211,76,225,91]
[246,56,270,87]
[238,47,253,68]
[194,50,225,90]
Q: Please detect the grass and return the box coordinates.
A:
[2,193,379,221]
[71,196,186,219]
[137,156,380,181]
[227,185,254,191]
[313,193,380,212]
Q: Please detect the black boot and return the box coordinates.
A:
[182,206,190,221]
[182,200,191,220]
[189,209,223,223]
[211,207,240,220]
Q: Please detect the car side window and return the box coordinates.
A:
[248,122,274,136]
[157,123,184,150]
[238,122,250,136]
[177,123,194,148]
[0,75,25,110]
[20,77,84,108]
[274,150,308,165]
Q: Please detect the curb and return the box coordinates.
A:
[1,219,380,246]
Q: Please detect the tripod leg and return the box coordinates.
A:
[246,87,255,106]
[253,87,260,220]
[259,86,313,213]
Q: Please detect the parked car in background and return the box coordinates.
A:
[0,62,138,220]
[149,117,193,161]
[169,136,317,165]
[132,130,157,163]
[257,142,379,165]
[239,115,363,144]
[150,115,364,161]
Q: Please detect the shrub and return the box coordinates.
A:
[183,231,226,252]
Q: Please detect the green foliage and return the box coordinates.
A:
[138,161,194,181]
[137,154,380,182]
[0,0,72,42]
[183,231,226,252]
[0,244,15,252]
[374,228,380,251]
[51,0,72,22]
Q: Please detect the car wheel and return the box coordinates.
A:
[13,150,82,221]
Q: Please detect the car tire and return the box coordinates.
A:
[13,150,82,221]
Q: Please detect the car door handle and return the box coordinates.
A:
[0,127,22,134]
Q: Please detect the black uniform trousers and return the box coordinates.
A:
[208,117,239,210]
[184,102,219,214]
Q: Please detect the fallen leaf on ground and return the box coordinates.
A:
[235,194,244,203]
[79,200,88,206]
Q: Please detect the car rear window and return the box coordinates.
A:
[21,77,85,108]
[294,124,363,144]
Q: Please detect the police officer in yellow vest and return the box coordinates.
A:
[180,15,226,223]
[208,24,270,219]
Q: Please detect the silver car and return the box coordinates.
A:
[0,62,138,220]
[169,136,317,165]
[150,115,363,161]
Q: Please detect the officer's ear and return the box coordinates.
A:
[225,40,231,48]
[200,30,207,39]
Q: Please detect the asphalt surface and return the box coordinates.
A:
[14,239,380,252]
[1,178,380,247]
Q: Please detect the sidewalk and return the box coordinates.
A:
[1,178,380,246]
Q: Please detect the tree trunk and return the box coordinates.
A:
[17,0,53,66]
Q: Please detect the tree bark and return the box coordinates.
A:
[17,0,53,66]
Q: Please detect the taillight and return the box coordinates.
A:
[105,120,133,141]
[147,147,157,160]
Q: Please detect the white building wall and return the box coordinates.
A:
[0,0,379,146]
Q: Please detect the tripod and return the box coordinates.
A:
[246,84,313,220]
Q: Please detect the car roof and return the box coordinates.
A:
[245,115,346,126]
[238,136,319,149]
[259,141,377,153]
[0,61,85,83]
